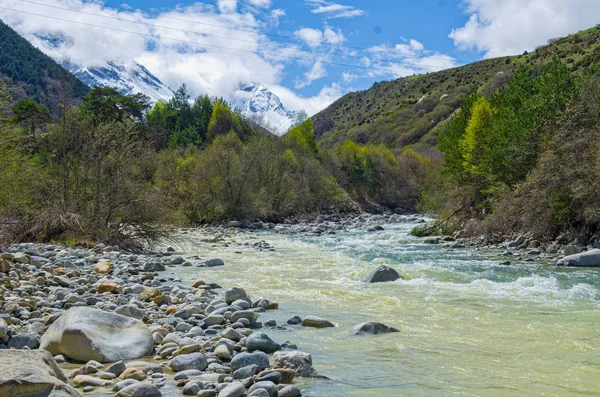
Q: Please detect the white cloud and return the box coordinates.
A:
[0,0,316,108]
[268,9,286,26]
[363,38,457,79]
[246,0,272,8]
[217,0,238,14]
[295,61,328,88]
[305,0,366,19]
[270,82,343,116]
[450,0,600,58]
[342,72,357,82]
[294,26,345,48]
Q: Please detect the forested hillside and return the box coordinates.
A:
[313,24,600,153]
[0,19,89,111]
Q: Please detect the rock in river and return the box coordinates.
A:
[557,249,600,267]
[301,316,335,328]
[272,351,320,378]
[349,322,399,335]
[40,307,153,363]
[0,350,82,397]
[364,265,403,283]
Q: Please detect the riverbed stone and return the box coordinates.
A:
[230,352,270,372]
[200,259,225,268]
[169,353,209,372]
[0,319,7,338]
[7,333,39,349]
[114,305,145,320]
[302,316,335,328]
[0,350,82,397]
[278,385,302,397]
[272,351,319,378]
[114,382,162,397]
[218,382,246,397]
[557,249,600,267]
[364,265,403,283]
[246,332,281,354]
[40,307,153,363]
[225,287,248,304]
[350,322,399,335]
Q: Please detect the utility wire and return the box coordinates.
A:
[0,6,405,73]
[0,6,462,73]
[19,0,455,68]
[18,0,468,65]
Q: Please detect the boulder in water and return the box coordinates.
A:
[364,265,403,283]
[301,316,335,328]
[272,351,320,378]
[40,307,153,363]
[557,249,600,267]
[349,322,399,335]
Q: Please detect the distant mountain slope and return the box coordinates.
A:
[0,19,89,108]
[313,24,600,152]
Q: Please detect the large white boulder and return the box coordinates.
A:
[40,307,153,363]
[557,249,600,267]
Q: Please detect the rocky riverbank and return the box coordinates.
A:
[0,242,338,397]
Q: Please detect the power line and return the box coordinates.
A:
[20,0,469,65]
[0,6,405,73]
[0,6,463,73]
[18,0,461,68]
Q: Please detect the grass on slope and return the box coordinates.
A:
[313,24,600,154]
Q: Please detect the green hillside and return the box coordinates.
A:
[313,24,600,153]
[0,19,89,110]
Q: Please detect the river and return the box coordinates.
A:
[166,218,600,396]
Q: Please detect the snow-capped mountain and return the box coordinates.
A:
[31,32,301,135]
[232,83,302,136]
[60,60,173,103]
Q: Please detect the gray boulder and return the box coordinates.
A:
[248,381,277,397]
[115,382,162,397]
[230,352,270,372]
[272,351,319,378]
[0,319,7,338]
[0,350,82,397]
[7,333,39,349]
[278,385,302,397]
[246,332,281,354]
[557,249,600,267]
[225,287,248,304]
[169,353,208,372]
[40,307,153,363]
[199,259,225,268]
[302,316,335,328]
[114,305,145,320]
[350,322,399,335]
[364,265,403,283]
[218,382,245,397]
[232,364,260,379]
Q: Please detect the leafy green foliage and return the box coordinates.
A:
[313,24,600,154]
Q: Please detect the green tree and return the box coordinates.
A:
[81,87,150,125]
[11,98,52,137]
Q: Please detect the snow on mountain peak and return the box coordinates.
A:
[233,82,301,136]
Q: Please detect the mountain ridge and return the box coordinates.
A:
[312,23,600,153]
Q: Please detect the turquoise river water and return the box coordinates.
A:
[166,219,600,397]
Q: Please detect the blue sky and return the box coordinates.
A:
[2,0,600,114]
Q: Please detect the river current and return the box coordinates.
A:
[167,218,600,396]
